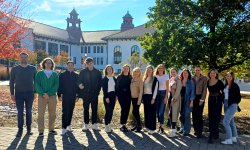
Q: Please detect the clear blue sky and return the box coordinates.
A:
[21,0,155,31]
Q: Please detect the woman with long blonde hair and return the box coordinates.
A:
[142,65,159,134]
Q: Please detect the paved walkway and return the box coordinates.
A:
[0,127,249,150]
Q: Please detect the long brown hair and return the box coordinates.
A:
[103,65,114,76]
[120,64,131,76]
[179,68,191,81]
[154,64,165,75]
[225,71,235,88]
[208,68,219,79]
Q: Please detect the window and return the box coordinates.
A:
[34,40,46,51]
[101,46,104,53]
[73,57,76,64]
[93,57,96,65]
[114,46,122,64]
[97,57,100,65]
[81,47,84,53]
[97,46,100,53]
[93,46,96,53]
[48,42,58,56]
[101,57,103,65]
[85,46,88,53]
[60,44,69,54]
[131,45,140,56]
[88,46,91,53]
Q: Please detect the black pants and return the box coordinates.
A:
[83,95,98,124]
[132,98,141,128]
[208,96,223,139]
[118,95,131,125]
[192,95,205,135]
[103,92,116,125]
[62,95,76,129]
[143,94,156,130]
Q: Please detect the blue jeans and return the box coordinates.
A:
[15,91,34,131]
[223,99,238,139]
[180,101,191,134]
[156,90,166,124]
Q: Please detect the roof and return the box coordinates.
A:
[82,30,120,44]
[25,20,120,43]
[26,21,69,42]
[123,11,133,18]
[102,24,156,40]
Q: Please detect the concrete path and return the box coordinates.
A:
[0,127,249,150]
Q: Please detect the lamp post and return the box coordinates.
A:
[82,53,87,69]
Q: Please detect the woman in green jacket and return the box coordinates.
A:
[35,57,59,137]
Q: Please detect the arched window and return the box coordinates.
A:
[131,45,140,56]
[114,46,122,64]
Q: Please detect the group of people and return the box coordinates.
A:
[10,52,241,145]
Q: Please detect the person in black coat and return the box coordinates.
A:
[115,64,132,132]
[102,65,117,133]
[78,57,102,131]
[221,71,241,145]
[58,61,79,135]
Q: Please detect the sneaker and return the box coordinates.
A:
[158,127,164,134]
[66,125,73,132]
[16,130,23,137]
[148,130,155,135]
[168,129,177,138]
[131,126,137,131]
[135,127,142,133]
[92,124,100,131]
[49,130,57,135]
[120,125,129,132]
[108,124,113,132]
[105,125,111,133]
[82,124,89,132]
[61,128,67,136]
[26,129,33,135]
[221,139,233,145]
[143,127,149,132]
[232,137,237,143]
[39,132,44,137]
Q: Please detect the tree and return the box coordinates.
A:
[53,50,69,66]
[0,0,29,60]
[141,0,250,73]
[36,49,48,65]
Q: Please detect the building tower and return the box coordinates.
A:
[121,11,134,32]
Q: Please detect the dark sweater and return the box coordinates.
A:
[78,67,102,98]
[58,70,79,97]
[226,82,241,106]
[9,65,36,95]
[207,80,224,97]
[115,74,132,97]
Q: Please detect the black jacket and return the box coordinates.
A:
[152,77,159,94]
[102,76,117,99]
[58,70,79,97]
[115,74,132,97]
[78,67,102,98]
[227,82,241,106]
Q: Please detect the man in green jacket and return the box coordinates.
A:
[35,57,59,137]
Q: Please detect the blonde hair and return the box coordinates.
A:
[132,67,141,78]
[143,65,154,81]
[155,64,165,75]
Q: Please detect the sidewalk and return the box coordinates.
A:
[0,127,249,150]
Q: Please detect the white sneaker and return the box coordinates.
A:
[82,124,89,132]
[232,137,237,143]
[108,124,113,132]
[143,127,149,132]
[168,129,177,138]
[66,125,73,132]
[92,124,100,131]
[221,139,233,145]
[61,128,67,136]
[105,125,111,133]
[148,130,155,135]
